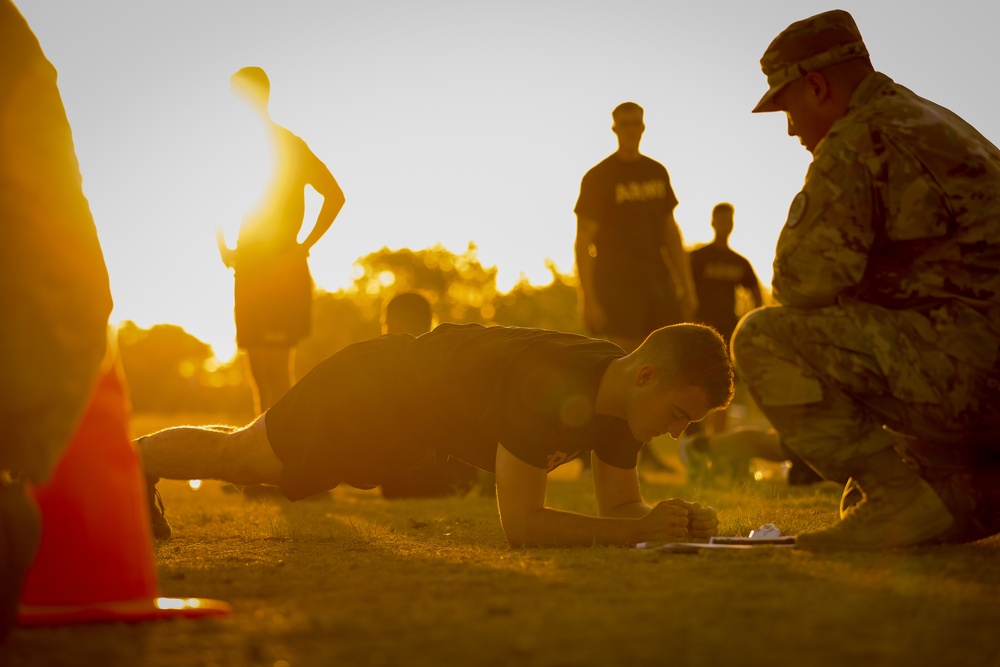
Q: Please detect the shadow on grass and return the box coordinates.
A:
[6,475,1000,667]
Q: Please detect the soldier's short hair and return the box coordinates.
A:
[383,292,433,336]
[712,202,735,218]
[635,324,734,410]
[612,101,644,123]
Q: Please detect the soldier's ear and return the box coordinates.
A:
[802,72,831,104]
[635,365,658,388]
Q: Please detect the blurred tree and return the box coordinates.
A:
[296,244,584,375]
[295,243,500,375]
[118,321,252,416]
[119,245,584,415]
[294,291,379,379]
[351,243,499,324]
[492,259,584,334]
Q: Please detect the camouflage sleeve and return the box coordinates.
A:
[772,132,875,308]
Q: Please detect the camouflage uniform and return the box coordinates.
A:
[734,64,1000,542]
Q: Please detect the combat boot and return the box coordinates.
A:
[145,475,172,540]
[796,450,953,550]
[839,477,863,518]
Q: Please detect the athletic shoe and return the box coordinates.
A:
[145,476,172,540]
[0,477,41,642]
[839,477,864,518]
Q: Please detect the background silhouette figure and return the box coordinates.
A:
[688,201,762,435]
[574,101,696,354]
[574,102,695,471]
[218,66,345,415]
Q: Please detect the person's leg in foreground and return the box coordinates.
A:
[1,0,114,638]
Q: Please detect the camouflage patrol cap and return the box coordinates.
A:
[752,9,869,113]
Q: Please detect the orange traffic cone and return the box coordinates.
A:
[17,355,230,626]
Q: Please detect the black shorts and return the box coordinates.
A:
[264,334,431,500]
[234,250,312,348]
[593,259,681,339]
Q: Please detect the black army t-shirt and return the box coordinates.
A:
[689,243,760,340]
[265,323,641,499]
[574,154,678,266]
[406,323,642,472]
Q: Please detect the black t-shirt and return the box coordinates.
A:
[406,323,641,472]
[574,154,678,265]
[265,323,641,499]
[689,243,760,337]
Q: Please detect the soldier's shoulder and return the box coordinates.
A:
[638,154,669,171]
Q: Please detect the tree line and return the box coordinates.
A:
[119,244,583,416]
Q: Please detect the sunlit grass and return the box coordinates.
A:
[7,413,1000,666]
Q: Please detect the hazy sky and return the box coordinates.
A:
[16,1,1000,360]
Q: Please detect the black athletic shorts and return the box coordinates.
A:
[234,248,312,348]
[263,334,433,500]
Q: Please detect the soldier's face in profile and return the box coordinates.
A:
[624,379,711,443]
[774,76,832,154]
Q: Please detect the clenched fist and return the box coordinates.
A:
[662,498,719,539]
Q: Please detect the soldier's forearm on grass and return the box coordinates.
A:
[593,456,649,519]
[495,445,661,547]
[599,500,651,519]
[501,506,649,548]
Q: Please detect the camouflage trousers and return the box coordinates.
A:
[732,303,1000,542]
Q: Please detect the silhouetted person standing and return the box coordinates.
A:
[575,102,695,471]
[688,202,763,435]
[218,67,345,415]
[690,203,763,349]
[574,101,696,354]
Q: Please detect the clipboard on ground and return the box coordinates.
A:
[637,536,796,552]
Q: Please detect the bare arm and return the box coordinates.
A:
[300,151,345,252]
[215,227,236,269]
[593,452,719,535]
[574,216,605,332]
[660,211,697,319]
[495,444,697,548]
[592,451,648,518]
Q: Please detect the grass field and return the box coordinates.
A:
[5,414,1000,667]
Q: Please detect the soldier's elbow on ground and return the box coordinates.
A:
[500,517,532,548]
